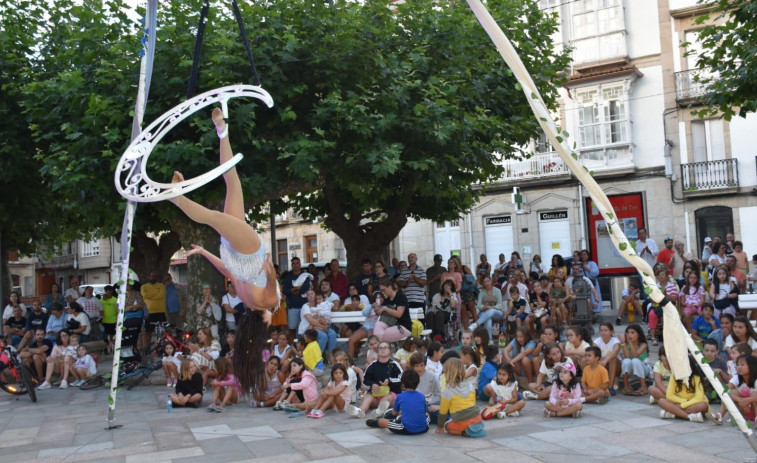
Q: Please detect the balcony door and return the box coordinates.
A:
[695,206,732,257]
[685,119,729,189]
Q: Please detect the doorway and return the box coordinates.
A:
[695,206,733,257]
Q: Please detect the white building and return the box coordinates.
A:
[264,0,757,301]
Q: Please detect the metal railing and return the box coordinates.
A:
[499,152,570,181]
[681,158,738,191]
[675,69,710,101]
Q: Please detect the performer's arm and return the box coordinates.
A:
[185,245,231,280]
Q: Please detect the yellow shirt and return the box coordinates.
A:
[666,375,706,409]
[439,386,476,416]
[141,282,166,314]
[303,341,323,371]
[582,364,609,391]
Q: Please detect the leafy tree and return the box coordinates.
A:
[690,0,757,120]
[8,0,567,292]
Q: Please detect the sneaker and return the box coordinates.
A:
[652,338,658,346]
[615,317,622,326]
[543,409,552,418]
[37,381,51,390]
[273,400,287,411]
[689,412,703,423]
[609,387,617,397]
[523,391,538,400]
[73,379,85,387]
[59,380,69,389]
[167,380,173,387]
[468,322,478,331]
[371,400,390,419]
[215,407,226,413]
[365,418,380,428]
[207,404,219,412]
[660,410,676,419]
[649,395,656,405]
[345,404,366,419]
[706,412,723,425]
[173,378,177,387]
[580,397,586,403]
[597,396,609,405]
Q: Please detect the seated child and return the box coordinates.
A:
[648,345,671,405]
[170,359,203,407]
[162,342,182,388]
[306,364,351,418]
[509,286,529,329]
[477,345,500,400]
[365,335,380,368]
[438,358,486,437]
[366,370,430,434]
[70,344,97,387]
[252,356,285,408]
[275,357,319,413]
[409,352,441,423]
[426,342,444,380]
[207,357,241,412]
[707,343,754,424]
[548,277,569,327]
[658,356,708,422]
[691,303,719,341]
[702,338,728,383]
[581,346,609,404]
[333,350,364,404]
[481,363,524,420]
[459,346,480,390]
[395,337,418,370]
[525,342,573,400]
[503,327,536,384]
[302,329,325,377]
[543,362,583,418]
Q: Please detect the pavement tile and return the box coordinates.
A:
[37,441,114,458]
[466,449,545,463]
[124,445,204,462]
[326,429,386,449]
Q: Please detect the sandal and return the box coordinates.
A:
[622,387,634,395]
[629,389,646,396]
[706,412,723,425]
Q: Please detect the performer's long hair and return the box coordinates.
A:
[233,309,268,394]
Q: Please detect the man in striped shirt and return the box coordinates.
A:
[397,253,427,310]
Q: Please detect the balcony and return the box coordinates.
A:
[499,152,570,183]
[579,146,634,174]
[681,158,739,193]
[675,69,710,104]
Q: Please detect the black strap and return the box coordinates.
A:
[186,0,261,98]
[231,0,261,87]
[186,0,210,99]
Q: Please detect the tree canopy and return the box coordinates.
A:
[691,0,757,120]
[3,0,568,283]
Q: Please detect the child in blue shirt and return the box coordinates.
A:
[478,345,500,400]
[366,370,429,434]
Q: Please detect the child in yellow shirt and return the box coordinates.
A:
[581,346,609,404]
[658,356,707,422]
[302,329,325,377]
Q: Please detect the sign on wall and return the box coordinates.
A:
[586,193,645,275]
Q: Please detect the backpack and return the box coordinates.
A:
[411,319,424,339]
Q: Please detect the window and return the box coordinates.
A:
[277,239,288,272]
[80,239,100,258]
[576,83,629,149]
[571,0,625,64]
[691,119,725,163]
[535,132,555,154]
[305,235,318,263]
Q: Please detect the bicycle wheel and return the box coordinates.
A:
[79,375,106,390]
[126,361,161,390]
[0,365,26,396]
[21,366,37,403]
[140,342,159,366]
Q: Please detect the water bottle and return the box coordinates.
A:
[167,395,173,413]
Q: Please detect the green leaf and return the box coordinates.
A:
[701,357,710,364]
[710,390,717,399]
[644,287,653,295]
[619,242,627,251]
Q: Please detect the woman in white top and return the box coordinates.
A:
[189,327,222,384]
[725,316,757,356]
[222,281,243,331]
[593,322,621,394]
[2,291,22,323]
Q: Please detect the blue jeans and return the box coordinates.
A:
[476,309,504,340]
[317,328,337,354]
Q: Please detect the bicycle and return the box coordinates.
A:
[141,322,191,365]
[79,357,163,391]
[0,337,38,402]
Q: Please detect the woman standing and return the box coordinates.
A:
[372,280,411,343]
[187,282,221,339]
[441,258,463,294]
[44,284,66,311]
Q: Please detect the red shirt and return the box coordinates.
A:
[326,272,349,301]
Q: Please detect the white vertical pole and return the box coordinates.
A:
[685,210,692,254]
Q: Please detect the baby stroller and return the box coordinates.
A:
[120,310,144,364]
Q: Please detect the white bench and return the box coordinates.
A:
[739,294,757,328]
[326,307,431,343]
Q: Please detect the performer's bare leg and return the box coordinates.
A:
[169,109,261,255]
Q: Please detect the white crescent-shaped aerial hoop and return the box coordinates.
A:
[115,84,275,203]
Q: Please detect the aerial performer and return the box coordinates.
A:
[170,107,279,393]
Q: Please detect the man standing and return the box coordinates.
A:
[141,271,166,346]
[657,237,676,274]
[65,277,82,306]
[726,255,747,294]
[701,237,713,263]
[398,253,427,310]
[221,281,243,331]
[164,273,186,328]
[725,233,735,255]
[634,228,658,269]
[356,258,375,296]
[326,259,349,301]
[283,257,311,337]
[672,241,693,280]
[425,254,447,304]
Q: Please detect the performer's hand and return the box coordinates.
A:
[262,309,272,326]
[261,253,275,279]
[185,244,204,257]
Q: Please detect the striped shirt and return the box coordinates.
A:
[399,265,426,304]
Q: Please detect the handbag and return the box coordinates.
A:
[379,312,399,326]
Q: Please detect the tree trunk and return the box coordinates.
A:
[0,242,9,304]
[166,215,226,308]
[129,230,183,283]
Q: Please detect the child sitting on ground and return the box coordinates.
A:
[503,327,536,384]
[438,358,486,437]
[581,346,609,404]
[162,342,182,388]
[302,329,325,378]
[333,350,364,404]
[366,369,430,434]
[207,357,241,413]
[702,338,729,383]
[395,337,418,370]
[306,364,351,418]
[171,359,203,407]
[70,344,97,387]
[707,345,756,424]
[252,356,285,408]
[544,362,583,418]
[426,342,444,380]
[648,345,672,405]
[459,346,480,390]
[658,356,708,422]
[365,335,380,368]
[481,363,524,420]
[274,357,319,413]
[525,342,573,400]
[477,345,500,400]
[409,352,441,423]
[456,330,473,354]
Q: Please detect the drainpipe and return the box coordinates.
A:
[662,107,686,204]
[467,213,475,267]
[578,184,586,250]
